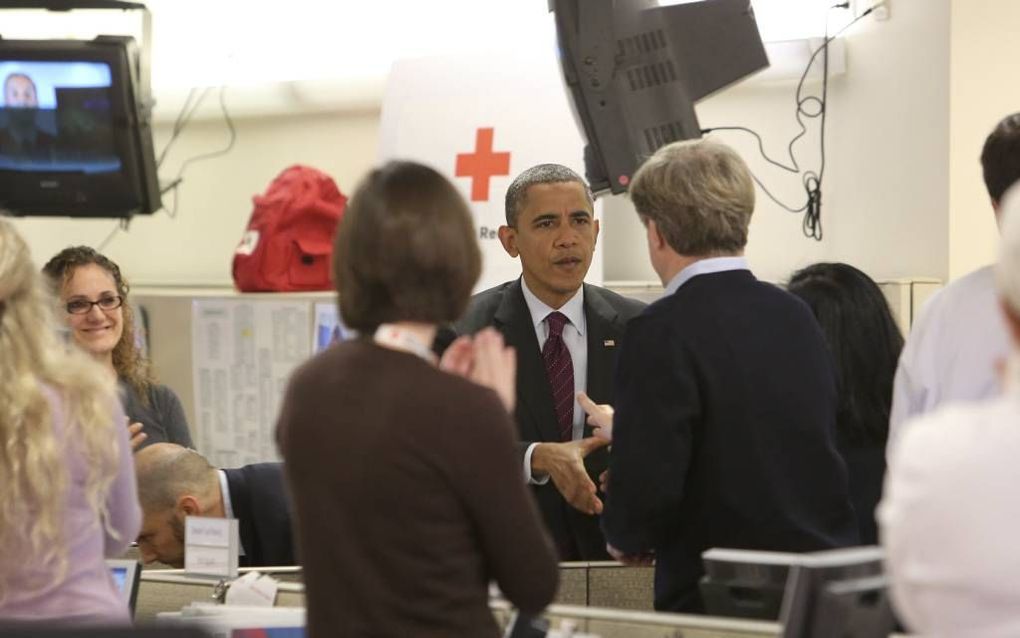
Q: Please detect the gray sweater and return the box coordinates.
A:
[119,380,194,450]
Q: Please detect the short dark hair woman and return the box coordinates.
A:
[276,161,559,637]
[788,262,904,544]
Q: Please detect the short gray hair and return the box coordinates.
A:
[135,444,218,512]
[629,139,755,256]
[504,163,594,227]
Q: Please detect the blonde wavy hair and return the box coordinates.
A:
[0,218,121,598]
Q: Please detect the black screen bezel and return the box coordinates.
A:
[0,37,160,218]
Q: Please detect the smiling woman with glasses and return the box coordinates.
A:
[43,246,194,452]
[65,295,123,315]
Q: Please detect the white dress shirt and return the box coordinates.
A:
[217,469,245,557]
[879,361,1020,637]
[520,279,587,485]
[889,266,1011,446]
[663,255,751,296]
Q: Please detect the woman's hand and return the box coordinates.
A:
[440,329,516,413]
[469,329,516,413]
[128,421,147,451]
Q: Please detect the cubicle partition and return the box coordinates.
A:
[136,567,778,638]
[135,563,650,622]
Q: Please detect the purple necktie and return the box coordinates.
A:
[543,311,574,442]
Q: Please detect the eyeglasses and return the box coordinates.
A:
[65,295,123,315]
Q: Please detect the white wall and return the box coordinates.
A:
[9,0,951,288]
[603,0,951,285]
[947,0,1020,279]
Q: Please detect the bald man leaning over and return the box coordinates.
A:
[134,444,295,568]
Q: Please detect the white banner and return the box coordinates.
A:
[378,19,604,292]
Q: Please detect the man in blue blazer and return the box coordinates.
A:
[454,164,645,560]
[134,443,295,568]
[586,140,858,612]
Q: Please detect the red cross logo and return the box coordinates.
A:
[455,127,511,202]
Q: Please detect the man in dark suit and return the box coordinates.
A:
[584,140,859,612]
[134,443,295,568]
[454,164,645,560]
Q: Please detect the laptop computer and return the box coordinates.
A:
[106,559,141,617]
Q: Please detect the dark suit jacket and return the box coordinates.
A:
[455,279,645,560]
[602,270,859,612]
[223,463,296,567]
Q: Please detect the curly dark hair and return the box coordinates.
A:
[42,246,154,403]
[788,263,904,446]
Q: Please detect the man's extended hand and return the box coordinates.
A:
[531,437,610,515]
[607,542,655,566]
[577,391,614,441]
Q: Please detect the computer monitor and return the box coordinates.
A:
[106,558,141,617]
[550,0,768,194]
[779,546,896,638]
[0,36,161,217]
[700,548,803,620]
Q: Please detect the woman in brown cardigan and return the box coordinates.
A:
[276,161,559,637]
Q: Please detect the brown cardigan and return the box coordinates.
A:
[276,339,559,637]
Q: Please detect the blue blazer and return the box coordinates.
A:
[224,463,296,567]
[602,270,859,612]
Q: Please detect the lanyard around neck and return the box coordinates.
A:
[373,324,436,365]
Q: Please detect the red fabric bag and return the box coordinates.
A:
[232,165,347,292]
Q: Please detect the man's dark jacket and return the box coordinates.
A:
[224,462,296,567]
[455,279,645,560]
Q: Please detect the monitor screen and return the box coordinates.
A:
[110,565,127,592]
[1,60,121,173]
[0,38,161,218]
[106,559,141,617]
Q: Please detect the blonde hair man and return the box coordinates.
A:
[587,139,858,612]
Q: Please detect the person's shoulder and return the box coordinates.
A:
[237,462,286,484]
[919,265,995,320]
[149,383,183,404]
[950,264,996,294]
[584,284,646,319]
[289,339,365,381]
[457,280,519,332]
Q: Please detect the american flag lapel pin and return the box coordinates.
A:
[603,339,615,347]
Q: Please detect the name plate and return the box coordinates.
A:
[185,516,239,579]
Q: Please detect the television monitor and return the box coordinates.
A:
[106,558,141,617]
[0,36,160,217]
[550,0,769,194]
